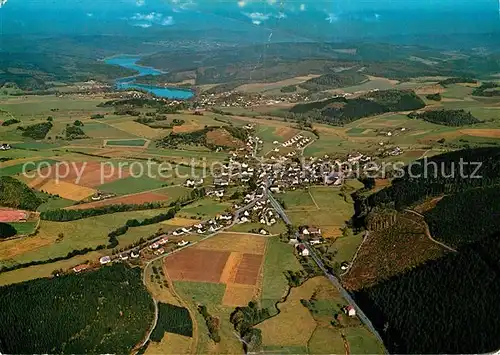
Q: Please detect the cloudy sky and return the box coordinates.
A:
[0,0,497,38]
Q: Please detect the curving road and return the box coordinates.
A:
[267,192,388,354]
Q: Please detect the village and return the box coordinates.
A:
[68,126,383,281]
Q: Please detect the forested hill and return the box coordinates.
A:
[0,176,42,211]
[356,233,500,354]
[365,147,500,211]
[0,264,153,354]
[353,147,500,353]
[408,109,481,126]
[298,71,367,92]
[289,89,425,126]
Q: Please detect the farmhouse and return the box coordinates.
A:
[73,264,88,273]
[297,244,310,257]
[0,143,11,150]
[344,305,356,317]
[99,256,111,265]
[177,240,189,247]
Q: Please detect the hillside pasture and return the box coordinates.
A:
[82,121,139,139]
[0,208,169,265]
[286,186,354,237]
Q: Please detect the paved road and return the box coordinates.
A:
[136,196,264,348]
[267,192,388,353]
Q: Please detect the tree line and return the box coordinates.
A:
[1,118,20,126]
[230,301,269,353]
[40,201,167,221]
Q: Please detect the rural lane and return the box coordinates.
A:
[403,209,457,252]
[267,192,388,354]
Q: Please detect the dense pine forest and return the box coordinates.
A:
[365,147,500,211]
[0,264,154,354]
[356,234,500,354]
[425,186,500,247]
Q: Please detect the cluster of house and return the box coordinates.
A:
[148,235,170,255]
[91,191,116,201]
[377,127,407,137]
[282,134,312,149]
[293,226,325,257]
[183,178,204,188]
[0,143,11,151]
[380,146,403,157]
[197,91,308,108]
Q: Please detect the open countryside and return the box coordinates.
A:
[1,1,500,354]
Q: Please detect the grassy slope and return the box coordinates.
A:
[260,237,303,310]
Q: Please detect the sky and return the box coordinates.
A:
[0,0,498,42]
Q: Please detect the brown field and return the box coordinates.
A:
[0,235,52,259]
[219,252,244,284]
[234,254,263,285]
[165,232,267,307]
[415,84,445,95]
[162,217,200,227]
[222,284,256,306]
[275,126,299,140]
[0,208,29,222]
[404,150,426,158]
[66,192,169,210]
[342,212,446,291]
[196,232,266,254]
[31,161,130,188]
[165,249,230,283]
[460,129,500,138]
[365,75,400,85]
[206,128,243,148]
[32,179,96,201]
[172,123,204,133]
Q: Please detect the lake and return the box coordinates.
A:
[105,56,194,100]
